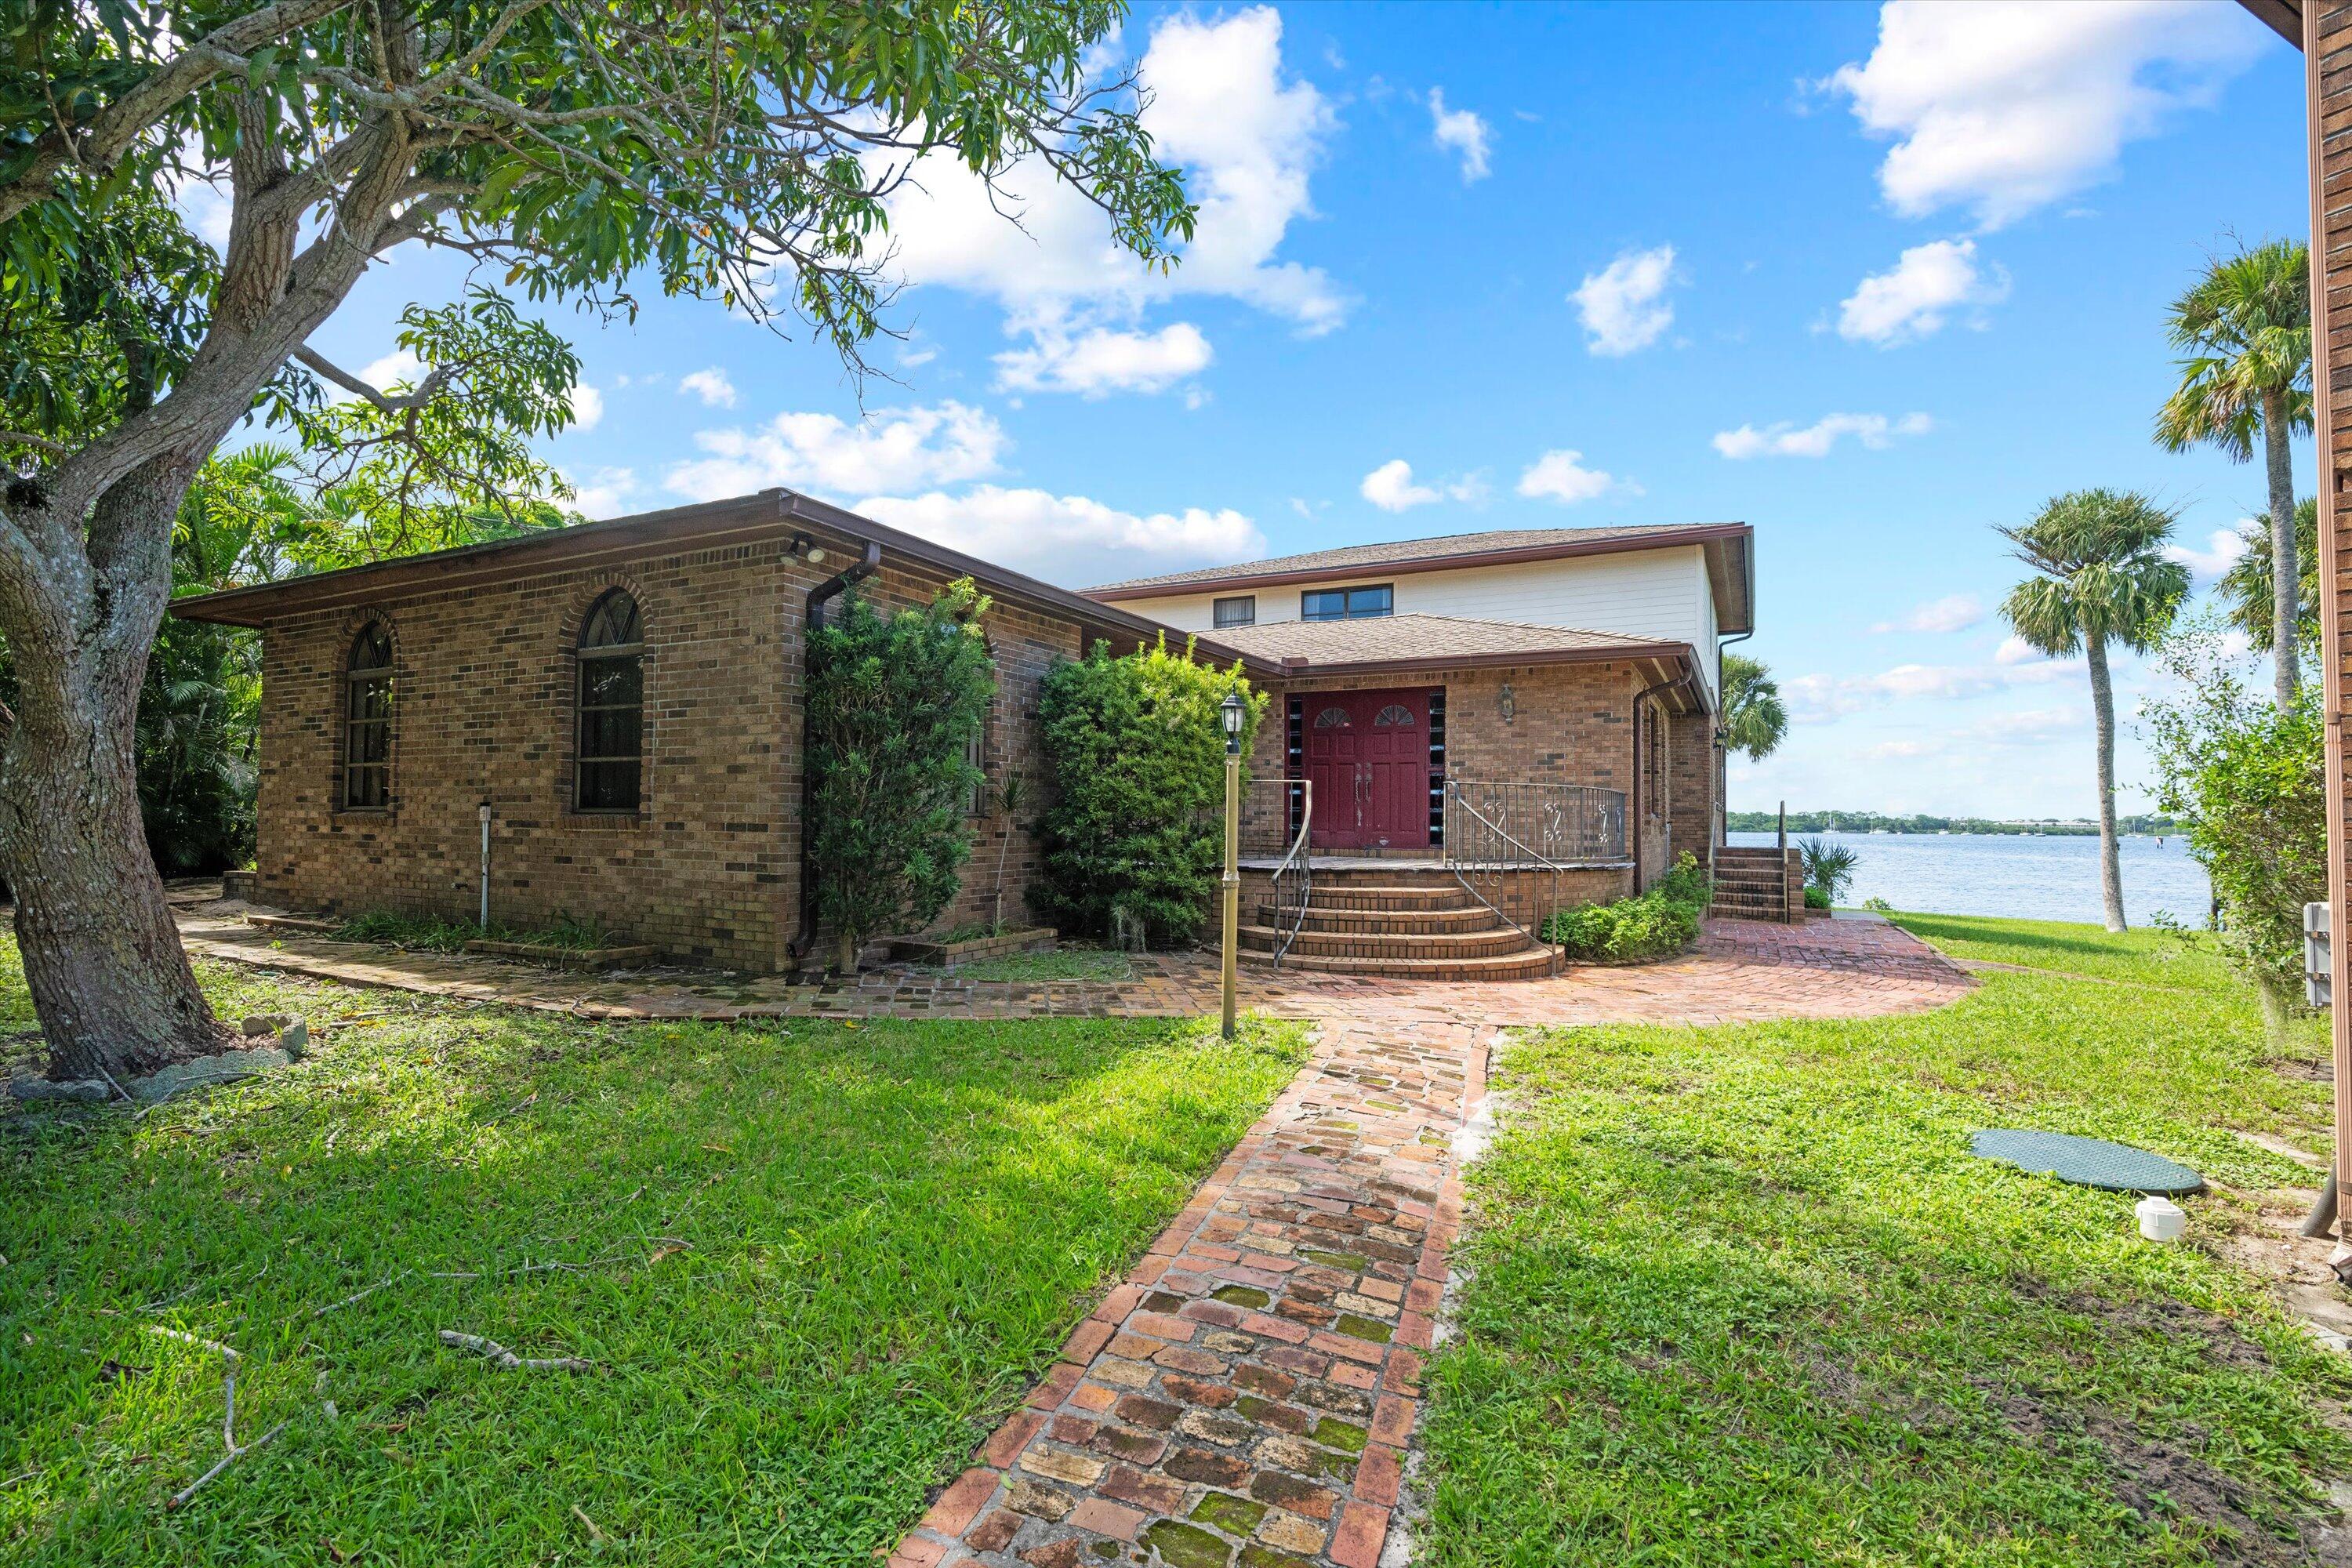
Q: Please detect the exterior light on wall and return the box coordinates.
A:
[1498,682,1515,724]
[1219,691,1247,1039]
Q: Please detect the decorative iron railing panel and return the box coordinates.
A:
[1440,782,1627,866]
[1440,781,1630,978]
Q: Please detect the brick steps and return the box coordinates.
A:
[1243,943,1560,981]
[1710,846,1796,924]
[1240,923,1539,961]
[1239,863,1555,979]
[1254,903,1500,934]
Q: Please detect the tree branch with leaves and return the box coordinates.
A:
[0,0,1193,1079]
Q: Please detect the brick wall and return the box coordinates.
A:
[258,539,801,968]
[256,530,1092,972]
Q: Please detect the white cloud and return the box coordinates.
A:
[564,466,639,517]
[2166,523,2252,584]
[358,348,422,393]
[666,401,1005,502]
[1712,411,1931,459]
[1784,653,2078,720]
[1837,238,2009,346]
[994,321,1213,397]
[1994,634,2044,666]
[875,7,1343,350]
[568,383,604,433]
[1515,449,1635,505]
[854,485,1265,588]
[1823,0,2267,229]
[678,367,738,408]
[1428,89,1492,182]
[1573,244,1677,357]
[1871,593,1984,634]
[1359,459,1484,513]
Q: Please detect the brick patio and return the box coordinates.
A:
[172,903,1971,1028]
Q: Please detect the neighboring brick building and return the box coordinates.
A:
[175,493,1752,974]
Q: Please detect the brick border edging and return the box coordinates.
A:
[887,1022,1493,1568]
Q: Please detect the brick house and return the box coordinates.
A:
[174,495,1761,978]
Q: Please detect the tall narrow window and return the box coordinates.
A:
[343,622,394,809]
[575,590,644,811]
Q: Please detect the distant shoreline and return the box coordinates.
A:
[1725,815,2179,839]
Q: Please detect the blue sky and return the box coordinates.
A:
[273,1,2310,821]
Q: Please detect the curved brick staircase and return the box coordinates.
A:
[1239,862,1558,980]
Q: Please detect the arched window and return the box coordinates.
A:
[1372,703,1415,727]
[343,622,394,808]
[1313,705,1352,729]
[575,590,644,811]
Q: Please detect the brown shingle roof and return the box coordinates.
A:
[1210,613,1680,669]
[1087,524,1730,593]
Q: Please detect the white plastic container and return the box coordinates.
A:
[2136,1196,2187,1243]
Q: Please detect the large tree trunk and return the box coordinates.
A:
[0,461,225,1081]
[2085,634,2127,934]
[2263,388,2300,710]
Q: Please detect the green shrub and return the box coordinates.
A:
[806,579,996,972]
[1795,834,1857,902]
[1033,637,1265,948]
[2144,622,2326,1033]
[1541,852,1710,963]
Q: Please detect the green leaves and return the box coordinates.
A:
[2154,238,2312,463]
[804,578,999,966]
[2144,625,2327,1001]
[1031,637,1264,948]
[1998,488,2189,658]
[1722,653,1787,763]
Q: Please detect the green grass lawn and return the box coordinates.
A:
[1420,913,2352,1567]
[0,942,1308,1565]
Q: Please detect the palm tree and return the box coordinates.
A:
[2218,495,2319,654]
[2154,238,2311,710]
[1998,490,2190,932]
[1720,654,1788,760]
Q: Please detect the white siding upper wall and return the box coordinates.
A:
[1122,545,1724,702]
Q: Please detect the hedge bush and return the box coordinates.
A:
[805,579,996,971]
[1033,637,1265,948]
[1541,852,1711,963]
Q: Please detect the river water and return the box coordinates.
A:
[1723,830,2213,927]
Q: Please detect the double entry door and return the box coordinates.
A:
[1301,688,1431,850]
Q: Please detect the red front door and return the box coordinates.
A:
[1301,689,1430,849]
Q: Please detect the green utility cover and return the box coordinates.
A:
[1970,1129,2204,1196]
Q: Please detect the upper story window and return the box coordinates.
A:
[343,622,394,809]
[1301,584,1392,622]
[575,590,644,811]
[1213,594,1257,629]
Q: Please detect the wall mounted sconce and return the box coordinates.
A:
[1498,682,1516,724]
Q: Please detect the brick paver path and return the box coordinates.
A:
[894,1017,1486,1568]
[166,899,1968,1568]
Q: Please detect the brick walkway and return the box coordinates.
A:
[173,904,1971,1028]
[894,1017,1486,1568]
